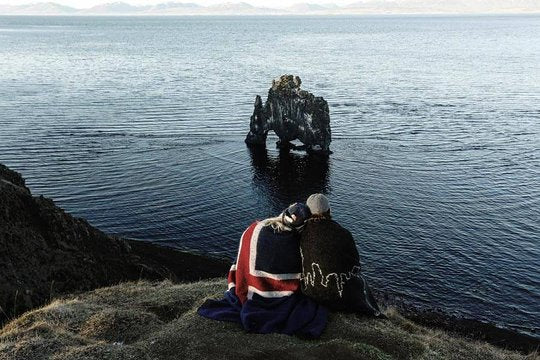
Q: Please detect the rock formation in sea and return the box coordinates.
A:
[245,75,332,154]
[0,163,230,321]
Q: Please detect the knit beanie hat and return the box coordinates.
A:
[282,203,311,228]
[306,193,330,215]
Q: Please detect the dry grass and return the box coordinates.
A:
[0,279,537,360]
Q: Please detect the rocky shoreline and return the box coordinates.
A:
[381,297,539,354]
[0,163,538,355]
[0,163,229,324]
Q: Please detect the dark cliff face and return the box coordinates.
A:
[245,75,332,153]
[0,164,230,321]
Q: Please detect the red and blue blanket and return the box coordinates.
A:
[198,221,327,337]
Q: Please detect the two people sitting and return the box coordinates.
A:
[198,193,383,338]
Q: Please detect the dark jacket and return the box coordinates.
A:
[299,217,381,315]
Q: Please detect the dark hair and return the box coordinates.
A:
[309,210,331,220]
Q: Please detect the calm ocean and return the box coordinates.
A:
[0,15,538,336]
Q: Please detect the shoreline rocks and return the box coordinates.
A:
[245,75,332,154]
[0,163,230,323]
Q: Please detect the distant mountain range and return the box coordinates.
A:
[1,0,539,15]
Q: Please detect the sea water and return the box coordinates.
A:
[0,15,538,336]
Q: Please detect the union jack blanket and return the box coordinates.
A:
[227,221,302,303]
[197,221,328,337]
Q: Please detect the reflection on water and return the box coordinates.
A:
[249,147,331,213]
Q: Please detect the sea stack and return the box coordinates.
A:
[245,75,331,154]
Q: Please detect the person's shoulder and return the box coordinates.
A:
[302,218,343,235]
[323,219,353,238]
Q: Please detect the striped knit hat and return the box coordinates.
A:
[282,203,311,228]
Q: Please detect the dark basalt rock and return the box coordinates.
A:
[0,163,230,323]
[245,75,332,154]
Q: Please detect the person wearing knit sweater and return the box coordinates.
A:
[299,193,383,317]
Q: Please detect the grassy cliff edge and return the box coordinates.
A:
[0,279,537,360]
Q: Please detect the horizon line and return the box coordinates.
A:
[1,0,539,15]
[2,12,540,16]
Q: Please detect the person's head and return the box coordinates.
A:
[281,202,311,229]
[306,193,331,219]
[264,203,311,232]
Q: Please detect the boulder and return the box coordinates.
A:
[245,75,332,154]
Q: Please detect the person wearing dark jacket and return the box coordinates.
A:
[299,193,383,316]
